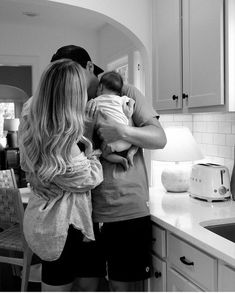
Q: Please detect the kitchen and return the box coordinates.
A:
[0,0,235,291]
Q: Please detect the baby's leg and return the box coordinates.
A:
[127,145,139,166]
[103,153,129,170]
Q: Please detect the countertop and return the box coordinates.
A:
[149,186,235,267]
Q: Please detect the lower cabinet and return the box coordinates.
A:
[167,267,202,292]
[218,262,235,291]
[150,221,235,292]
[150,254,166,291]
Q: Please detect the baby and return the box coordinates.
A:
[94,71,138,170]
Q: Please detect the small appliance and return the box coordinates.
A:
[189,163,231,201]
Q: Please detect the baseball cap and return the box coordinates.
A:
[51,45,104,77]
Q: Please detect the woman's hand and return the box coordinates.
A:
[86,99,98,121]
[85,99,99,142]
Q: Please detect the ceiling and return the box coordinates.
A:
[0,0,107,31]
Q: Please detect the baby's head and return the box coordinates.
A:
[97,71,123,96]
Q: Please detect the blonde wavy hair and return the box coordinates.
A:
[20,59,88,182]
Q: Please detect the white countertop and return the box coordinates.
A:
[149,187,235,267]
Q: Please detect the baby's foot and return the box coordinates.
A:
[120,158,129,171]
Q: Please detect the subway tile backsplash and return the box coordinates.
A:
[152,113,235,186]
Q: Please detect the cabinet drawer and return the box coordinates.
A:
[152,223,166,258]
[150,254,166,292]
[218,262,235,291]
[168,233,217,291]
[167,267,202,292]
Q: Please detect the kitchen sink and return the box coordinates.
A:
[204,223,235,243]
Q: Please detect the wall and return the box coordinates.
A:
[152,113,235,186]
[0,21,99,92]
[48,0,153,54]
[98,24,136,71]
[97,24,144,91]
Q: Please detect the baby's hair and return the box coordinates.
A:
[99,71,123,96]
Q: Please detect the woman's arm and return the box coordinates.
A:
[53,151,103,193]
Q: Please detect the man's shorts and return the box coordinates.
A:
[41,215,152,285]
[101,215,152,282]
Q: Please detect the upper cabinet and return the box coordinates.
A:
[152,0,235,113]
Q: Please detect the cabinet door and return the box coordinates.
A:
[152,0,182,111]
[150,254,166,292]
[168,233,217,291]
[183,0,224,108]
[167,267,203,292]
[218,262,235,291]
[152,223,166,258]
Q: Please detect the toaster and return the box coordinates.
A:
[189,163,231,201]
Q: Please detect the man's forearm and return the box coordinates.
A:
[122,124,167,149]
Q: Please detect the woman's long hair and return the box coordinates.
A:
[20,59,88,182]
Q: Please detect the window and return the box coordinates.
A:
[0,103,15,137]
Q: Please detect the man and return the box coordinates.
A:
[22,45,167,291]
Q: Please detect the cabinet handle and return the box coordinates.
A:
[180,256,194,266]
[172,95,178,101]
[154,271,162,278]
[182,93,188,99]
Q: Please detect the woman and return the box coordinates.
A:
[19,59,103,291]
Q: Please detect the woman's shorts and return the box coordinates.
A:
[41,215,152,285]
[40,225,106,286]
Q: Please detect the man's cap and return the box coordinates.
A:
[51,45,104,77]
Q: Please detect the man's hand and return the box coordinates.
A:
[97,111,126,145]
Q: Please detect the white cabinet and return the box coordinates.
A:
[218,262,235,291]
[152,0,225,113]
[149,224,167,291]
[167,267,202,292]
[152,0,182,111]
[167,233,217,291]
[150,254,166,292]
[150,221,235,292]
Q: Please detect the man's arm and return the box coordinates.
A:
[97,112,167,150]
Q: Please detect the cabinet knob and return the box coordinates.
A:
[180,256,194,266]
[154,271,162,278]
[172,95,178,101]
[182,93,188,99]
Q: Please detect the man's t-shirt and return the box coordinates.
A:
[92,84,159,223]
